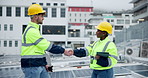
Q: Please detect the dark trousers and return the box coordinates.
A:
[91,68,114,78]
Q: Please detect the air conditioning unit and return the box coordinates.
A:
[125,47,140,57]
[140,41,148,58]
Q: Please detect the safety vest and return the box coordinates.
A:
[21,22,52,67]
[86,37,118,70]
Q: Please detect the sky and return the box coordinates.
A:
[67,0,133,11]
[93,0,133,11]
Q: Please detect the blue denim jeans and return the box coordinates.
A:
[91,68,114,78]
[22,66,51,78]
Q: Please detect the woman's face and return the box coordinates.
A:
[96,29,105,38]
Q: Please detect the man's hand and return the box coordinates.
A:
[95,55,100,60]
[45,65,53,72]
[64,49,74,56]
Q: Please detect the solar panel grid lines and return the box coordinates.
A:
[1,65,148,78]
[50,71,74,78]
[122,65,148,72]
[113,67,131,76]
[74,69,81,77]
[71,70,76,78]
[73,69,92,78]
[136,71,148,77]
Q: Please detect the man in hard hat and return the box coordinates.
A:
[68,22,118,78]
[21,4,72,78]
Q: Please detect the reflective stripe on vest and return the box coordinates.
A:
[88,40,99,48]
[90,41,118,67]
[99,41,118,60]
[23,26,35,44]
[22,26,43,46]
[21,55,46,58]
[22,38,44,46]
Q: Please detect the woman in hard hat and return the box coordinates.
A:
[68,22,118,78]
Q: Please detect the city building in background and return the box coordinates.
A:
[87,11,138,43]
[115,0,148,58]
[130,0,148,21]
[0,0,91,55]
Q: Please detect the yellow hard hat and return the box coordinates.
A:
[28,4,46,15]
[95,22,112,34]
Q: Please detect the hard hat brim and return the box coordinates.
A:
[28,10,46,15]
[95,25,112,34]
[39,10,46,15]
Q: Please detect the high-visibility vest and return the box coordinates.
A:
[21,22,52,67]
[86,37,118,70]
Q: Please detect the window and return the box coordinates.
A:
[32,2,36,4]
[43,8,48,17]
[6,7,11,16]
[125,20,130,24]
[85,19,87,22]
[42,25,65,35]
[60,8,65,17]
[4,24,7,31]
[75,19,76,22]
[9,41,12,47]
[5,68,9,70]
[10,24,13,31]
[80,19,81,22]
[52,8,57,17]
[68,29,80,37]
[0,41,1,47]
[107,19,110,22]
[53,3,58,6]
[125,15,129,17]
[25,7,29,17]
[39,3,43,6]
[46,3,50,6]
[80,14,81,17]
[0,7,2,16]
[69,19,71,22]
[0,24,1,31]
[85,25,92,29]
[15,41,18,47]
[117,19,124,24]
[16,7,21,17]
[88,32,92,35]
[69,13,71,17]
[132,20,137,23]
[4,41,7,47]
[61,3,65,6]
[115,26,123,30]
[75,13,76,16]
[111,19,114,22]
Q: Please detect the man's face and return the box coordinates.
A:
[36,14,44,24]
[96,29,105,38]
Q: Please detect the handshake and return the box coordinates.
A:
[64,49,74,56]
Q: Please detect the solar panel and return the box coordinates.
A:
[113,67,131,76]
[50,71,74,78]
[1,65,147,78]
[122,65,148,71]
[73,69,92,77]
[136,71,148,77]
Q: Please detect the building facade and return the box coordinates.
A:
[87,12,138,42]
[130,0,148,21]
[0,0,91,55]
